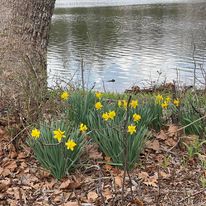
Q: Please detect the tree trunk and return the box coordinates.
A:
[0,0,55,121]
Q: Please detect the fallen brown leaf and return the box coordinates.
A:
[0,178,11,192]
[167,125,178,137]
[138,171,149,182]
[43,180,56,189]
[103,164,113,171]
[131,197,144,206]
[68,180,82,190]
[0,128,6,137]
[86,144,103,160]
[18,152,28,159]
[165,138,176,147]
[60,179,71,189]
[138,172,158,187]
[156,130,167,140]
[1,168,11,177]
[159,171,170,179]
[146,139,160,151]
[103,188,112,200]
[114,175,123,188]
[87,191,98,202]
[144,174,158,187]
[4,160,17,172]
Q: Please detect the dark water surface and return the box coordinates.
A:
[48,1,206,92]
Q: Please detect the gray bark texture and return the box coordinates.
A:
[0,0,55,120]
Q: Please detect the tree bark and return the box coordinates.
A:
[0,0,55,120]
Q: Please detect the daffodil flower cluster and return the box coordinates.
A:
[102,111,116,121]
[31,128,77,151]
[118,99,138,109]
[155,94,180,109]
[79,123,88,133]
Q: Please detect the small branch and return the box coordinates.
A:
[190,101,205,118]
[156,165,161,206]
[121,95,132,205]
[80,58,85,92]
[73,189,81,206]
[166,114,206,136]
[6,125,31,146]
[97,166,106,206]
[102,80,106,93]
[178,189,206,203]
[18,188,24,206]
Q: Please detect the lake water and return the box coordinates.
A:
[48,1,206,92]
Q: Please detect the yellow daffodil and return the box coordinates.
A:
[127,125,136,135]
[61,91,69,101]
[95,91,102,99]
[165,96,171,103]
[65,139,77,151]
[95,102,103,110]
[108,111,116,120]
[118,100,122,107]
[123,100,127,109]
[161,101,168,109]
[133,113,141,122]
[53,128,66,142]
[31,128,41,139]
[156,94,163,104]
[173,99,180,107]
[102,112,110,121]
[79,123,88,133]
[130,100,138,109]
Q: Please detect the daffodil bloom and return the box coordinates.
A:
[95,91,102,99]
[130,100,138,109]
[79,123,88,133]
[156,94,163,103]
[118,100,122,107]
[123,100,127,109]
[165,96,171,103]
[31,128,41,139]
[128,125,136,135]
[65,139,77,151]
[53,128,66,142]
[173,99,180,107]
[102,112,110,121]
[108,111,116,120]
[95,102,103,110]
[133,113,141,122]
[161,101,168,109]
[61,91,69,101]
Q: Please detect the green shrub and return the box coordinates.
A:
[88,98,151,170]
[179,94,205,135]
[28,120,86,180]
[65,91,96,126]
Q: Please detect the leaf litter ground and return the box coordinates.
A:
[0,125,206,206]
